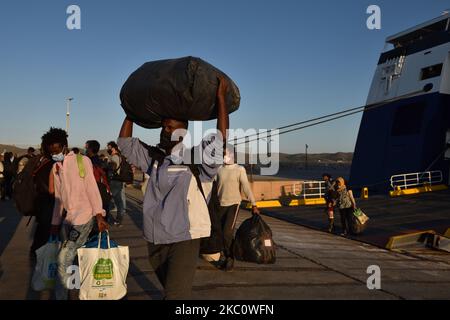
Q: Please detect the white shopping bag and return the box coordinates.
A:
[77,231,129,300]
[31,237,60,291]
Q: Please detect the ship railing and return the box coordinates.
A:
[390,170,443,190]
[284,181,326,199]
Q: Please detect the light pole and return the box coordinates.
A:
[66,97,73,136]
[305,144,308,169]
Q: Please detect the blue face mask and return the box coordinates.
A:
[52,152,64,162]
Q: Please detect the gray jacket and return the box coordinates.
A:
[117,134,222,244]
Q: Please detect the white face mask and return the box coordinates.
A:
[52,153,64,162]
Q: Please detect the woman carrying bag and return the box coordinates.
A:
[334,177,356,237]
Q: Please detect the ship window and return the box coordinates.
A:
[421,63,443,80]
[391,102,425,136]
[390,19,449,48]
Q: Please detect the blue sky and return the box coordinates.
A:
[0,0,447,153]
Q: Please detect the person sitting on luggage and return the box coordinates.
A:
[322,173,335,233]
[48,128,108,300]
[116,76,229,300]
[216,146,260,271]
[334,177,356,237]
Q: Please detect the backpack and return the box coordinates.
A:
[93,163,112,210]
[13,156,50,216]
[74,154,111,211]
[113,155,134,184]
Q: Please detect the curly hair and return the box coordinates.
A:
[41,127,68,156]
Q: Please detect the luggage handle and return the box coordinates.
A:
[97,231,111,250]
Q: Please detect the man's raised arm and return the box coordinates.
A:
[119,117,133,138]
[216,76,229,142]
[117,117,152,172]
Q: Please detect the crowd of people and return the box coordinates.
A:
[3,76,261,300]
[0,147,36,201]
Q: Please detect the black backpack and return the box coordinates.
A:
[113,155,134,184]
[13,156,50,216]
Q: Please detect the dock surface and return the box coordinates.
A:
[0,187,450,299]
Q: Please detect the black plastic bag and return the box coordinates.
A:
[120,56,240,128]
[233,215,276,264]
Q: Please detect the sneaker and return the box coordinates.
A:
[212,253,227,269]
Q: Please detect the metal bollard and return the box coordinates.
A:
[362,187,369,199]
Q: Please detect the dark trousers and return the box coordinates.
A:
[218,204,240,258]
[4,176,13,198]
[30,198,55,252]
[147,239,200,300]
[339,207,353,234]
[0,178,4,200]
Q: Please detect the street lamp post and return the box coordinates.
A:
[305,144,308,169]
[66,97,73,136]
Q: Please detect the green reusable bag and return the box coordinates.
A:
[93,258,113,280]
[353,208,369,225]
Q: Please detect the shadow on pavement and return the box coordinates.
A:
[0,200,25,257]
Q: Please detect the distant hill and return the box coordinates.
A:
[0,144,28,156]
[0,144,353,166]
[278,152,352,165]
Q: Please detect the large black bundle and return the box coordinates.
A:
[233,215,276,264]
[120,56,240,128]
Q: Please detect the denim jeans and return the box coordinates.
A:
[55,218,94,300]
[110,180,125,223]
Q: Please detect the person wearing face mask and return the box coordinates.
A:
[215,146,260,271]
[47,128,108,300]
[116,76,229,300]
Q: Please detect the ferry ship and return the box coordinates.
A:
[350,12,450,192]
